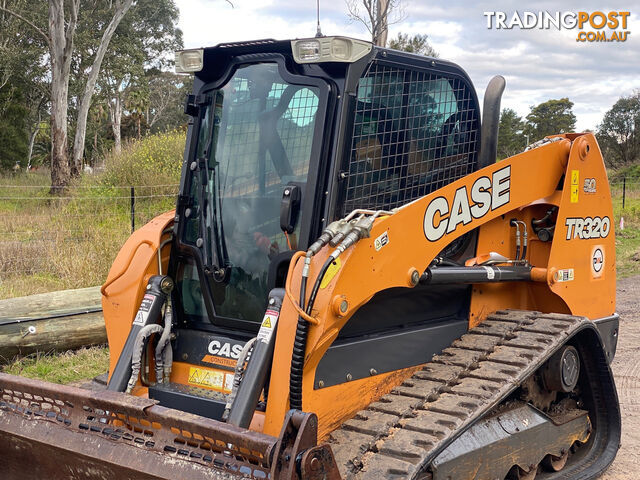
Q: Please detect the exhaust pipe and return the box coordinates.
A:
[478,75,506,168]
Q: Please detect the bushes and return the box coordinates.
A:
[609,164,640,183]
[100,129,186,187]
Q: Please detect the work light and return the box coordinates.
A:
[175,49,204,73]
[291,37,372,64]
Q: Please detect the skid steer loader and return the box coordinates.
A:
[0,37,621,480]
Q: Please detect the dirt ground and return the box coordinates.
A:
[599,275,640,479]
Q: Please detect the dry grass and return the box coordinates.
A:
[0,131,183,299]
[0,183,147,298]
[2,346,109,384]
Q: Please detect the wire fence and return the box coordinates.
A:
[0,184,178,297]
[610,178,640,211]
[0,177,637,298]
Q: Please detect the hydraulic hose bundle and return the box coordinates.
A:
[107,275,175,393]
[510,219,529,262]
[289,209,393,410]
[154,298,174,384]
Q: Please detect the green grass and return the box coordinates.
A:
[612,185,640,277]
[616,227,640,278]
[2,346,109,385]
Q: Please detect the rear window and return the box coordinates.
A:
[341,63,479,216]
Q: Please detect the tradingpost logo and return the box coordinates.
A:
[484,11,631,42]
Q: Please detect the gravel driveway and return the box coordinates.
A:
[600,275,640,479]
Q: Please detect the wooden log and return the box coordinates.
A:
[0,287,107,363]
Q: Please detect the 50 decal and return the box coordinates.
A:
[424,166,511,242]
[565,216,610,240]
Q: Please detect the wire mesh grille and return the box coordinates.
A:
[216,74,319,199]
[341,62,479,216]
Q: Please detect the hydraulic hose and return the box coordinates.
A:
[515,220,528,261]
[162,343,173,383]
[289,255,335,410]
[433,257,463,267]
[126,324,163,393]
[305,257,335,317]
[510,220,521,261]
[289,270,309,410]
[154,299,173,383]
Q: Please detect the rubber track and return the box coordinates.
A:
[328,310,589,480]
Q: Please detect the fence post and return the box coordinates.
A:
[130,186,135,233]
[622,177,626,210]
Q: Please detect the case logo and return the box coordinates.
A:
[424,166,511,242]
[208,340,243,359]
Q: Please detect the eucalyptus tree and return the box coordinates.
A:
[0,0,133,189]
[97,0,182,152]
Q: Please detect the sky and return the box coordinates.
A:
[174,0,638,132]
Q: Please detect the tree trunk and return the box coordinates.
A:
[136,115,141,140]
[375,0,389,46]
[109,94,123,154]
[50,78,71,191]
[48,0,78,193]
[71,0,133,176]
[27,125,38,170]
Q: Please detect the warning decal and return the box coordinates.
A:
[570,169,579,203]
[133,293,155,325]
[320,257,341,289]
[555,268,575,283]
[257,309,279,342]
[188,366,233,393]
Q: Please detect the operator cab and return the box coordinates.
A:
[169,37,482,391]
[173,37,480,326]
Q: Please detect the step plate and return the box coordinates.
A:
[148,383,228,421]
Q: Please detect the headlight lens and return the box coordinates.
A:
[296,41,321,61]
[291,37,372,64]
[175,49,204,73]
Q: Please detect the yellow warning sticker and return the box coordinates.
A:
[570,170,579,203]
[571,170,579,186]
[262,316,272,328]
[320,257,341,289]
[570,185,579,203]
[555,268,575,283]
[188,366,231,392]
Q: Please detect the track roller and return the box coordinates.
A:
[508,464,538,480]
[542,450,569,472]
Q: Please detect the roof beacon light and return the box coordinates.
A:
[175,49,204,73]
[292,37,372,64]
